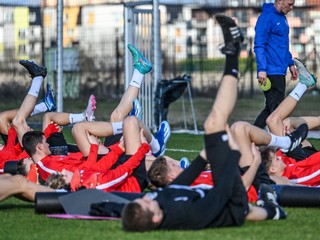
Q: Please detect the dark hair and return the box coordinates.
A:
[260,147,277,173]
[16,159,28,176]
[45,173,70,191]
[121,202,158,231]
[22,131,44,156]
[147,156,170,187]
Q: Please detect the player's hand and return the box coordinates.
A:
[258,71,267,85]
[140,129,147,144]
[118,137,125,151]
[226,124,239,151]
[86,130,100,145]
[251,143,261,165]
[282,118,293,135]
[290,65,298,81]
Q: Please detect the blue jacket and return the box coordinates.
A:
[254,3,294,75]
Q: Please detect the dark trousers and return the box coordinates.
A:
[171,131,248,228]
[47,132,80,153]
[254,75,286,129]
[203,132,248,227]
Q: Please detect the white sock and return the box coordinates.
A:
[149,135,160,154]
[289,82,307,101]
[69,113,86,124]
[268,134,291,149]
[30,102,47,116]
[112,122,123,135]
[28,76,44,97]
[129,69,144,88]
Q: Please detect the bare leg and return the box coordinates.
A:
[266,58,316,136]
[42,112,73,131]
[13,94,39,144]
[0,109,18,135]
[204,75,238,134]
[0,174,53,202]
[266,95,297,136]
[110,45,152,122]
[285,116,320,131]
[232,121,272,167]
[245,204,268,221]
[122,116,142,155]
[110,85,140,122]
[72,45,153,156]
[72,121,113,156]
[12,61,46,144]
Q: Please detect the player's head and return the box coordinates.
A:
[261,147,286,176]
[148,156,183,187]
[18,158,34,176]
[22,131,51,157]
[45,170,72,190]
[121,195,162,231]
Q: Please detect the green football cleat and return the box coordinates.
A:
[127,44,152,75]
[294,58,317,88]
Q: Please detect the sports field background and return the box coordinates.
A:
[1,94,320,239]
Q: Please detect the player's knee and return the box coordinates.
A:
[123,116,139,128]
[71,122,82,137]
[43,112,53,122]
[204,112,225,132]
[231,121,248,134]
[266,113,280,128]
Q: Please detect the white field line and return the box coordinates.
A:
[166,148,199,153]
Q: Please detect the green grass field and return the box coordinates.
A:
[0,90,320,239]
[1,134,320,240]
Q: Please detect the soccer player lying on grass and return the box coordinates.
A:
[261,147,320,186]
[251,57,320,185]
[0,94,96,175]
[0,60,55,174]
[147,28,313,206]
[71,44,170,159]
[264,58,318,161]
[121,15,288,232]
[230,59,318,187]
[148,122,307,202]
[20,45,170,189]
[46,117,151,192]
[3,60,97,178]
[2,89,96,167]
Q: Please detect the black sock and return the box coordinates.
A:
[263,202,277,220]
[223,43,240,79]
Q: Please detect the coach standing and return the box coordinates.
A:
[253,0,298,129]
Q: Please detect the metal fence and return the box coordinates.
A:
[0,0,319,130]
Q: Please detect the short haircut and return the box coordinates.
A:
[121,201,158,231]
[45,173,70,191]
[260,147,277,173]
[22,131,44,156]
[147,156,170,187]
